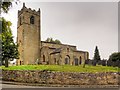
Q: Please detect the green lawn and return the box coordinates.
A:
[0,65,119,73]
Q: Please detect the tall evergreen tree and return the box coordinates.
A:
[93,46,101,63]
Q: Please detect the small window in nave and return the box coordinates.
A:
[30,16,34,24]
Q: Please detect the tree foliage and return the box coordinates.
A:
[54,39,61,44]
[0,18,19,67]
[1,0,19,13]
[1,1,12,13]
[0,0,19,67]
[93,46,101,63]
[45,37,62,44]
[109,52,120,62]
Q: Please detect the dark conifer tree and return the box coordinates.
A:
[93,46,101,63]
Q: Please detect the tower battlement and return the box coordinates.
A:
[18,3,40,17]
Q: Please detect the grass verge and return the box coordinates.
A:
[0,65,119,73]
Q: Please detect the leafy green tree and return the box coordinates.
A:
[109,52,120,62]
[50,38,54,43]
[46,37,51,42]
[45,37,62,44]
[54,39,61,44]
[1,0,19,13]
[0,0,19,67]
[0,18,19,67]
[1,1,12,13]
[93,46,101,63]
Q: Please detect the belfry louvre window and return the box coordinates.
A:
[30,16,34,24]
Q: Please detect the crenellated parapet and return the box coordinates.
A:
[18,3,40,17]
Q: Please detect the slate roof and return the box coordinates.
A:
[50,48,62,55]
[41,41,76,47]
[74,50,88,53]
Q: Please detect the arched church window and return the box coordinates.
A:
[20,61,22,65]
[79,56,82,64]
[43,55,45,62]
[30,16,34,24]
[54,58,56,64]
[65,55,70,65]
[74,58,79,66]
[67,48,69,52]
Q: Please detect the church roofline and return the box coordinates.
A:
[41,41,76,47]
[74,50,88,53]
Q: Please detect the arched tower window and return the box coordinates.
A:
[30,16,34,24]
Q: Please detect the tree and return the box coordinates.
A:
[93,46,101,63]
[54,39,61,44]
[0,0,19,67]
[1,1,12,13]
[108,52,120,67]
[0,18,19,67]
[46,37,51,42]
[50,38,54,43]
[109,52,120,62]
[45,37,62,44]
[1,0,19,13]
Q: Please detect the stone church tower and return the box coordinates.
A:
[17,3,41,65]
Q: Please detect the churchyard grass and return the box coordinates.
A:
[1,65,119,73]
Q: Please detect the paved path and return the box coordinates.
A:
[1,83,119,90]
[2,83,42,88]
[0,80,119,90]
[0,80,43,88]
[1,84,120,90]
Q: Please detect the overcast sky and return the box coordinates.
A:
[2,1,118,59]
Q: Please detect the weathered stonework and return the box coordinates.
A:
[2,70,120,85]
[17,3,41,65]
[17,3,89,66]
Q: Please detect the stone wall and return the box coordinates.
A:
[2,70,120,85]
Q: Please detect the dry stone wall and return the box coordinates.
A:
[2,70,120,85]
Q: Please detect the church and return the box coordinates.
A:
[17,3,89,66]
